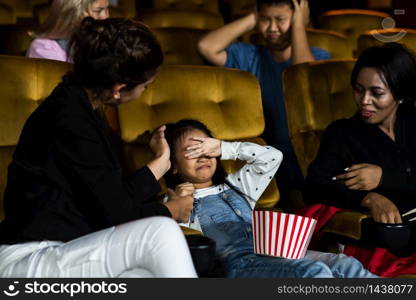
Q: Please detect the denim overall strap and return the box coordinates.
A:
[220,188,253,224]
[195,188,254,261]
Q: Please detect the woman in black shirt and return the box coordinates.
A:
[305,43,416,225]
[0,18,196,277]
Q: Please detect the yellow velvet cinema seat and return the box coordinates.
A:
[0,24,35,55]
[117,65,280,223]
[140,9,224,30]
[113,0,137,18]
[226,0,255,20]
[282,59,373,241]
[357,28,416,56]
[245,28,353,59]
[0,55,72,222]
[318,9,391,56]
[153,28,208,65]
[0,3,13,24]
[32,2,49,24]
[306,28,353,59]
[0,0,48,20]
[152,0,220,15]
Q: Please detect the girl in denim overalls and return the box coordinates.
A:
[165,119,376,278]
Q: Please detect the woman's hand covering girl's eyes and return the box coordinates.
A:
[184,137,221,159]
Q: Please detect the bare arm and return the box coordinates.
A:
[290,0,314,64]
[197,12,257,66]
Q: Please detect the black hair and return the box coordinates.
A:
[256,0,294,10]
[164,119,227,189]
[351,42,416,105]
[66,17,163,103]
[164,119,254,203]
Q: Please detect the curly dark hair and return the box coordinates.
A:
[66,17,163,103]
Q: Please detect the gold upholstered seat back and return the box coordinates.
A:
[0,24,34,56]
[153,28,208,65]
[283,60,357,176]
[115,0,137,18]
[357,28,416,56]
[227,0,255,19]
[140,9,224,30]
[0,3,13,24]
[118,65,280,208]
[152,0,219,14]
[319,9,390,56]
[243,28,353,59]
[0,55,71,221]
[0,0,48,20]
[306,28,353,59]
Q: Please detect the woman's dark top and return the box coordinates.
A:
[304,103,416,213]
[0,80,170,244]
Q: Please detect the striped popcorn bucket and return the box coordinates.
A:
[252,210,317,259]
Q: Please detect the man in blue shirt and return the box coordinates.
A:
[198,0,330,201]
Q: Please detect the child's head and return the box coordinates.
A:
[33,0,109,39]
[256,0,295,51]
[165,119,227,189]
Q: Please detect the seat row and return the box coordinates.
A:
[0,54,379,244]
[2,25,416,65]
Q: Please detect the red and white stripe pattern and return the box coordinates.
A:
[252,210,317,259]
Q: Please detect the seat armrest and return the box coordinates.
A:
[323,210,370,240]
[181,226,203,235]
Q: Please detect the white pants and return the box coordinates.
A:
[0,217,197,278]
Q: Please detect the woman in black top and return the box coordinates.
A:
[305,43,416,225]
[0,18,196,277]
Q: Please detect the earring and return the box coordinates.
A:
[398,99,404,104]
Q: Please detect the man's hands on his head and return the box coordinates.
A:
[290,0,314,64]
[197,11,257,66]
[291,0,310,27]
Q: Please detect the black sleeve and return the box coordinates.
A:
[303,121,368,210]
[378,164,416,194]
[54,114,171,227]
[377,105,416,195]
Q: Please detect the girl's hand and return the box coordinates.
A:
[175,182,195,197]
[333,163,382,191]
[164,188,194,223]
[149,125,170,159]
[361,192,402,224]
[291,0,310,27]
[184,137,221,159]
